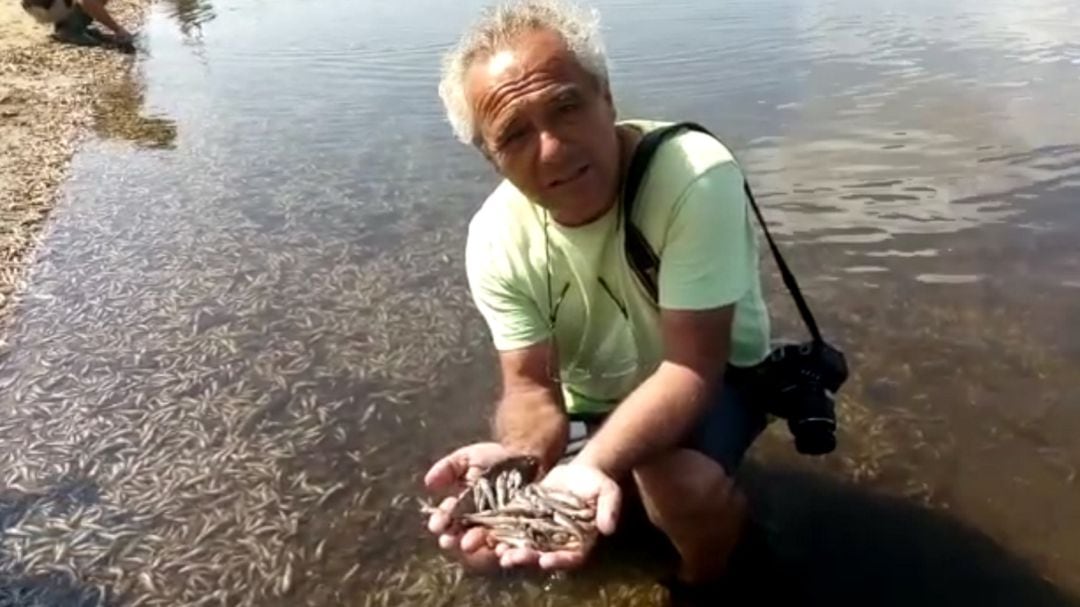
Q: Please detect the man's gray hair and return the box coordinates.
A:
[437,0,610,146]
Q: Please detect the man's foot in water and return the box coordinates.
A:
[51,24,135,53]
[659,517,799,606]
[50,26,101,47]
[85,26,136,53]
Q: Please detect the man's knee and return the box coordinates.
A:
[632,449,739,529]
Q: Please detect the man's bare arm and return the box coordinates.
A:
[574,305,734,480]
[490,342,569,473]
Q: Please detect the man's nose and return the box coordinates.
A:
[538,129,568,165]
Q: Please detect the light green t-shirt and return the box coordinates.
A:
[465,119,771,415]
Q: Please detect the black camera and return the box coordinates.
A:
[739,340,849,455]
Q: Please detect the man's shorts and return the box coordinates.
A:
[559,374,770,477]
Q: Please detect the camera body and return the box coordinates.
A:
[739,339,849,455]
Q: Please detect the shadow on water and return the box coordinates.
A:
[0,484,108,605]
[0,477,101,530]
[91,63,177,149]
[0,572,112,607]
[158,0,217,42]
[736,464,1080,607]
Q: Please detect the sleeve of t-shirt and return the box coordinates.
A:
[465,224,550,351]
[658,159,757,310]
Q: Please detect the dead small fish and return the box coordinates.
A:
[420,455,596,552]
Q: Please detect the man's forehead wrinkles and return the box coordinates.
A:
[479,72,571,130]
[479,79,529,125]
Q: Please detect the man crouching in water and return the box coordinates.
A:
[422,1,793,604]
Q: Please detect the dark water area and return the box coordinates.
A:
[0,0,1078,604]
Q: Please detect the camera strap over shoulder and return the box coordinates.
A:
[621,121,824,344]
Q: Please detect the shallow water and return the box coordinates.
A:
[0,0,1078,604]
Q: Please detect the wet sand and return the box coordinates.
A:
[0,0,146,337]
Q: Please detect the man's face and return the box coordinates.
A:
[465,29,620,221]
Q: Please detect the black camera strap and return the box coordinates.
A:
[621,121,824,345]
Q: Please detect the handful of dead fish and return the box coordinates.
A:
[421,456,598,552]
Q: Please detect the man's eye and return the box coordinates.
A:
[498,128,526,148]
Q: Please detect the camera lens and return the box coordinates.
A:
[791,419,836,455]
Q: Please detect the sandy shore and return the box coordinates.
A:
[0,0,146,339]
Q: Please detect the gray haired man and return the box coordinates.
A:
[423,1,794,604]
